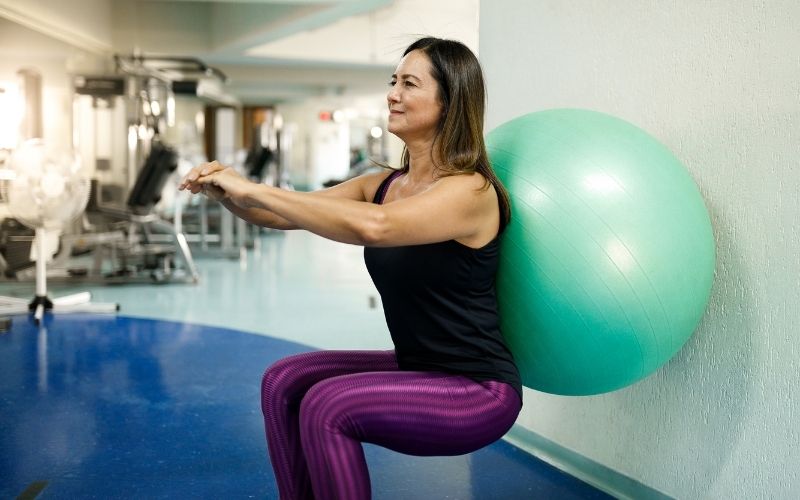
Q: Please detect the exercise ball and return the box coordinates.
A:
[487,109,715,396]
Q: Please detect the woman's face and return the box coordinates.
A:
[387,50,444,143]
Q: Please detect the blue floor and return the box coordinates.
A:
[1,314,614,499]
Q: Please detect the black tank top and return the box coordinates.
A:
[363,170,522,398]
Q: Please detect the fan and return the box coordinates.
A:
[0,139,118,322]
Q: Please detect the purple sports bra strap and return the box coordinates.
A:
[371,170,404,204]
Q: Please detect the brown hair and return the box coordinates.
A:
[398,36,511,230]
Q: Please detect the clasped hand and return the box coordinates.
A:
[179,161,253,207]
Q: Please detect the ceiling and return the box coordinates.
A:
[0,0,479,105]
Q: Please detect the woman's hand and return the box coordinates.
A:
[179,161,228,201]
[198,167,255,207]
[179,161,252,205]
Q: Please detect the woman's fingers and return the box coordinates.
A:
[179,161,244,205]
[180,171,229,202]
[193,172,230,201]
[179,165,203,188]
[180,161,227,190]
[201,160,226,175]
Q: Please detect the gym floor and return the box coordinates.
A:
[0,231,613,499]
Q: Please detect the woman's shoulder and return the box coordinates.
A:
[436,170,497,197]
[359,168,403,202]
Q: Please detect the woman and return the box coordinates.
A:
[180,36,522,500]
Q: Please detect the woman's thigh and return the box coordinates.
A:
[300,371,522,456]
[261,349,399,405]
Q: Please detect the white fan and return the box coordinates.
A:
[0,139,118,322]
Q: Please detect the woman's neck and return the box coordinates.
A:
[404,137,440,184]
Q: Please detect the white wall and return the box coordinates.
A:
[480,1,799,498]
[0,17,108,155]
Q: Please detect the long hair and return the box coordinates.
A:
[397,37,511,230]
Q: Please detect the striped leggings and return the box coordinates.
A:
[260,349,522,500]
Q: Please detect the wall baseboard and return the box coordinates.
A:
[503,424,675,500]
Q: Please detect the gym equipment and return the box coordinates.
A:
[244,145,273,180]
[486,109,715,396]
[0,139,118,322]
[62,56,207,283]
[85,141,199,283]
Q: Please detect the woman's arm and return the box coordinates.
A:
[219,198,297,230]
[180,161,392,231]
[198,168,497,247]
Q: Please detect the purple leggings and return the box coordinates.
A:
[260,349,521,500]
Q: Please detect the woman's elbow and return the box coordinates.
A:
[358,210,390,246]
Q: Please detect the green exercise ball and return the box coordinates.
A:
[487,109,715,396]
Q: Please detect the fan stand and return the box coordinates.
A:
[0,227,119,323]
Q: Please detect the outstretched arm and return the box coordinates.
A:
[179,161,390,231]
[191,166,497,247]
[219,197,297,230]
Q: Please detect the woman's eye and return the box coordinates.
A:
[388,81,396,87]
[404,81,415,87]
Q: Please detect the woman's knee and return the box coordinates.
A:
[298,380,352,436]
[262,356,291,394]
[261,353,315,413]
